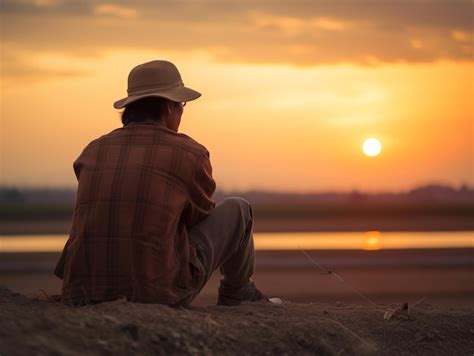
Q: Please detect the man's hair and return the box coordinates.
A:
[121,97,168,126]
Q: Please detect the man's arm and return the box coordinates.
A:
[183,151,217,227]
[54,150,86,279]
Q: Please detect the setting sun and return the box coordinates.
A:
[363,138,382,157]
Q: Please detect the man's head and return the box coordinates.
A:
[120,97,185,131]
[114,60,200,131]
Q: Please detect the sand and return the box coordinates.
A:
[1,286,473,355]
[1,249,474,354]
[2,249,473,307]
[1,247,473,354]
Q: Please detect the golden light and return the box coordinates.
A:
[363,231,382,250]
[362,138,382,157]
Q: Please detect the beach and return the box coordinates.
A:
[1,248,473,307]
[1,225,473,354]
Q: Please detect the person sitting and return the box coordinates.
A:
[54,60,268,307]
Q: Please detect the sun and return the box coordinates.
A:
[362,138,382,157]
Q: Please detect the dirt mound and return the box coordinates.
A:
[1,287,473,355]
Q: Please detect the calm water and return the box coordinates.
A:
[0,231,472,252]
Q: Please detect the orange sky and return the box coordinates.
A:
[1,1,472,192]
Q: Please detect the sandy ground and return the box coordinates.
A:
[1,249,473,307]
[1,286,473,355]
[1,248,473,354]
[2,266,473,307]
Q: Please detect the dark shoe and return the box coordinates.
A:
[217,281,268,306]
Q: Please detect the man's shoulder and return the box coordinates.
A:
[82,128,122,149]
[174,132,209,157]
[83,126,209,158]
[155,127,209,158]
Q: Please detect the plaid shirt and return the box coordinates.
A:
[54,121,216,305]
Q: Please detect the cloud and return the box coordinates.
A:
[1,0,472,72]
[15,0,61,7]
[253,13,349,36]
[410,39,424,50]
[312,17,346,31]
[93,4,138,19]
[451,30,471,43]
[1,48,91,84]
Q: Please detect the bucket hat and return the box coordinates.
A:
[113,60,201,109]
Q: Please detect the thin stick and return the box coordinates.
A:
[38,289,50,300]
[326,306,387,310]
[408,296,428,314]
[411,296,427,307]
[300,249,378,307]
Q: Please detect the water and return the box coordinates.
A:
[0,231,472,252]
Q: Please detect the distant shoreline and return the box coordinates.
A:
[2,248,472,272]
[1,216,473,235]
[2,248,473,309]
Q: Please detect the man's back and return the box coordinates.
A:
[55,121,216,305]
[54,59,266,307]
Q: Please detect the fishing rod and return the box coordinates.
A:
[299,249,378,306]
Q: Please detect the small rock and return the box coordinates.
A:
[97,339,109,347]
[40,317,56,330]
[268,297,283,305]
[151,334,166,344]
[103,314,120,323]
[170,331,181,339]
[415,332,432,342]
[120,323,139,341]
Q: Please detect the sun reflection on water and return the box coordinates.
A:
[363,231,381,250]
[0,231,473,252]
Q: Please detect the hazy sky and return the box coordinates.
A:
[1,0,472,192]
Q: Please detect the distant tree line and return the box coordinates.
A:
[1,184,473,205]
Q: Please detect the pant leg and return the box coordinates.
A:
[187,197,255,302]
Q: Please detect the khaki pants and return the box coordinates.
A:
[186,197,255,304]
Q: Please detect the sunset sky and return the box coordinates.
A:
[1,0,472,192]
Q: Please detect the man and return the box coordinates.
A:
[54,60,268,306]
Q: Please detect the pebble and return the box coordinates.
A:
[120,323,139,341]
[170,331,181,339]
[103,314,120,323]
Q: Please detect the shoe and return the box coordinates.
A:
[217,281,269,306]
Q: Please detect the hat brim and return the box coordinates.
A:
[113,86,201,109]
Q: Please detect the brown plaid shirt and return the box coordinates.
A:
[54,121,216,305]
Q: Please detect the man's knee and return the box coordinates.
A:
[220,197,252,221]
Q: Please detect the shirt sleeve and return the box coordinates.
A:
[183,150,217,227]
[72,144,90,180]
[54,149,87,279]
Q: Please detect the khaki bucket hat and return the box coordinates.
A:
[113,60,201,109]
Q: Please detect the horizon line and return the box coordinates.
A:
[0,182,472,195]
